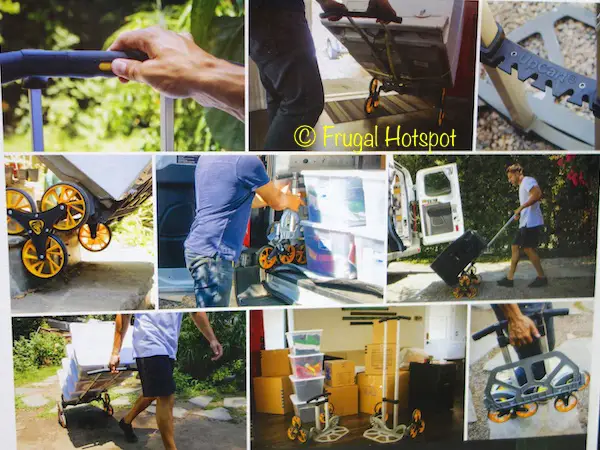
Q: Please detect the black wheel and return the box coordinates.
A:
[57,401,67,428]
[6,188,36,235]
[21,235,68,279]
[41,182,91,232]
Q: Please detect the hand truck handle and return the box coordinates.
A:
[0,50,149,85]
[87,366,137,376]
[379,315,412,323]
[306,391,330,405]
[472,308,569,341]
[320,11,402,24]
[485,214,516,249]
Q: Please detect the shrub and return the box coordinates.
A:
[12,331,66,373]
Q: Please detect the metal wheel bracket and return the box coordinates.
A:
[8,206,67,259]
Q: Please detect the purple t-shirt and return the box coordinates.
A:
[184,156,269,261]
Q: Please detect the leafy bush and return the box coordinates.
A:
[13,331,66,373]
[395,155,599,260]
[112,199,155,252]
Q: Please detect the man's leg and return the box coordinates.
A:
[523,247,546,278]
[123,395,156,424]
[156,394,177,450]
[507,244,520,280]
[186,251,232,308]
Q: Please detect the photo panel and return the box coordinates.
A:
[387,154,598,303]
[477,1,598,151]
[5,154,156,314]
[249,0,478,151]
[250,305,467,448]
[10,310,247,449]
[156,154,388,309]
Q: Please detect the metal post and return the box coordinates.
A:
[324,400,330,430]
[481,0,535,130]
[160,97,175,151]
[392,319,401,430]
[29,89,44,152]
[381,320,388,427]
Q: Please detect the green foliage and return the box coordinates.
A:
[13,330,66,373]
[0,0,20,44]
[176,311,246,392]
[112,199,155,252]
[395,155,599,260]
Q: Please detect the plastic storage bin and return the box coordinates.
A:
[289,352,325,379]
[353,228,386,287]
[291,394,317,423]
[302,221,356,279]
[290,375,325,402]
[286,330,323,355]
[302,170,366,227]
[359,171,387,229]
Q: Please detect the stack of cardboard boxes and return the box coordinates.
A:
[253,349,294,415]
[324,359,359,416]
[358,320,411,415]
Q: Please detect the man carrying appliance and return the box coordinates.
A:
[184,155,304,307]
[497,163,548,288]
[110,312,223,449]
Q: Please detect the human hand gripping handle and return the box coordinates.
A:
[210,340,224,361]
[109,353,121,374]
[109,26,245,122]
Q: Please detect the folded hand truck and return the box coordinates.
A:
[364,316,425,444]
[258,172,306,270]
[287,392,349,444]
[472,308,590,424]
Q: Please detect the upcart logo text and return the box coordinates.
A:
[293,125,456,152]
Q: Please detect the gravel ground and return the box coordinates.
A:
[477,2,597,150]
[467,303,594,441]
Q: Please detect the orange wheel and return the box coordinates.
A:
[6,188,36,235]
[452,287,463,299]
[488,410,511,424]
[467,287,478,299]
[373,94,380,108]
[459,275,471,287]
[78,223,112,252]
[412,409,422,422]
[419,419,425,433]
[41,182,90,231]
[258,245,277,270]
[554,395,577,413]
[409,424,418,438]
[471,275,482,285]
[364,97,375,115]
[369,78,380,95]
[579,371,591,391]
[319,412,326,424]
[515,402,538,418]
[291,416,302,428]
[21,235,67,279]
[294,244,307,265]
[297,429,307,443]
[374,403,389,422]
[287,427,298,441]
[278,244,296,265]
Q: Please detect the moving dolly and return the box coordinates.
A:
[258,172,306,270]
[364,316,425,444]
[0,49,148,152]
[287,392,349,444]
[321,9,448,126]
[472,308,590,424]
[58,366,137,429]
[431,214,516,299]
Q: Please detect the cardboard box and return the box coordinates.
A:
[357,371,409,415]
[253,376,293,415]
[372,320,400,344]
[365,344,397,374]
[325,384,359,416]
[346,350,366,366]
[260,349,291,377]
[325,360,356,387]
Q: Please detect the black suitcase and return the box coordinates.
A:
[430,230,487,286]
[430,216,515,286]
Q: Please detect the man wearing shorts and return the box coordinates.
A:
[498,164,548,288]
[184,155,303,308]
[109,313,223,449]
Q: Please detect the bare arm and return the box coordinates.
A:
[190,312,223,361]
[251,193,268,209]
[109,314,132,372]
[255,181,304,212]
[515,185,542,217]
[498,304,541,347]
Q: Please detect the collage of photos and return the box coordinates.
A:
[0,0,599,450]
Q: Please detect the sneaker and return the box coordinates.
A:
[529,277,548,288]
[119,418,138,443]
[497,277,514,287]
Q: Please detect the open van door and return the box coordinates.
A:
[415,163,464,246]
[389,161,415,248]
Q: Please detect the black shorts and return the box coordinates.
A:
[136,355,176,398]
[512,226,543,249]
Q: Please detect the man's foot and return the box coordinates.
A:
[497,277,514,287]
[119,418,138,443]
[529,277,548,288]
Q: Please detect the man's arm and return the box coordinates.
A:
[498,304,541,347]
[251,193,268,209]
[109,314,132,373]
[109,27,244,122]
[255,181,304,212]
[189,312,223,361]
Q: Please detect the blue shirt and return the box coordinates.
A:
[184,156,270,261]
[132,313,184,360]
